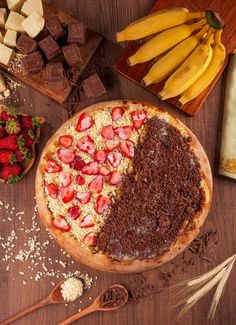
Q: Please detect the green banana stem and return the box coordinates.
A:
[206,11,225,30]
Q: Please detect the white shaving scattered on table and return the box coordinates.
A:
[61,277,84,302]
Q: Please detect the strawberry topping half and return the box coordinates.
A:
[105,139,119,151]
[81,162,98,175]
[101,125,114,140]
[68,205,81,220]
[120,140,134,159]
[82,232,96,245]
[88,175,103,193]
[0,135,18,150]
[45,159,62,173]
[94,150,106,163]
[76,113,94,132]
[76,135,95,155]
[60,187,76,203]
[107,151,122,168]
[111,107,124,121]
[131,110,147,129]
[70,156,86,171]
[96,195,111,214]
[76,175,85,186]
[115,126,133,140]
[77,192,91,204]
[109,171,122,185]
[45,183,58,199]
[57,149,76,164]
[59,135,73,148]
[99,165,111,176]
[80,214,95,228]
[52,215,71,232]
[59,172,72,187]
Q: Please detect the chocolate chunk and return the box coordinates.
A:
[39,35,61,60]
[81,73,106,98]
[21,51,44,74]
[62,43,83,67]
[45,16,65,40]
[68,22,86,45]
[16,34,37,54]
[46,62,67,88]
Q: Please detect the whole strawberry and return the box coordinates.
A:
[5,119,21,135]
[0,135,18,150]
[0,122,5,138]
[0,150,16,164]
[2,163,21,183]
[16,147,32,164]
[21,115,41,130]
[1,107,18,122]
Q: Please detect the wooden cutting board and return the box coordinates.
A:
[0,2,102,103]
[115,0,236,115]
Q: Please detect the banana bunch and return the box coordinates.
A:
[117,9,226,105]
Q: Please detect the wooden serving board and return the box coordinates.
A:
[115,0,236,115]
[0,2,103,103]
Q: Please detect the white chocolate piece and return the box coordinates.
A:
[21,0,43,17]
[0,74,7,93]
[5,11,25,33]
[0,43,15,66]
[7,0,26,12]
[21,11,44,38]
[0,32,3,43]
[0,8,7,27]
[4,29,17,48]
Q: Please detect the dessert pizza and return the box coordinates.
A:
[36,100,212,273]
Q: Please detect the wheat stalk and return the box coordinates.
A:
[174,253,236,321]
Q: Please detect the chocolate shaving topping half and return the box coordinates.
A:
[97,117,205,260]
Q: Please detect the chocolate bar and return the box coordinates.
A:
[68,22,86,45]
[45,16,65,40]
[62,43,84,67]
[39,35,61,60]
[82,73,106,98]
[21,51,44,74]
[16,34,37,55]
[46,62,67,88]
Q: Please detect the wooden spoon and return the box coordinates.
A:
[58,284,129,325]
[0,280,67,325]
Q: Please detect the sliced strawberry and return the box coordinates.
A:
[107,151,122,168]
[45,159,62,173]
[105,139,119,151]
[0,135,18,150]
[76,135,95,155]
[52,215,71,232]
[109,171,122,185]
[88,175,103,194]
[80,214,95,228]
[59,172,72,187]
[45,183,58,199]
[99,165,111,176]
[81,162,98,175]
[76,113,94,132]
[96,195,111,214]
[60,187,76,203]
[120,140,134,159]
[59,135,73,148]
[68,205,81,220]
[82,232,96,245]
[131,110,147,129]
[101,125,114,140]
[94,150,106,163]
[57,149,76,164]
[115,126,133,140]
[77,192,91,204]
[70,156,86,171]
[76,175,85,186]
[111,107,124,121]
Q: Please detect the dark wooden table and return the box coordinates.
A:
[0,1,235,325]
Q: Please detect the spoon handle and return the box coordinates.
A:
[58,305,96,325]
[0,297,49,325]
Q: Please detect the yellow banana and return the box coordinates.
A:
[117,8,205,42]
[143,24,209,86]
[128,19,207,66]
[158,29,214,100]
[179,29,226,105]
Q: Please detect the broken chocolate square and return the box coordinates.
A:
[82,73,106,98]
[16,34,37,55]
[62,43,84,68]
[21,51,44,74]
[68,22,86,45]
[45,16,65,40]
[39,35,61,60]
[46,62,67,88]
